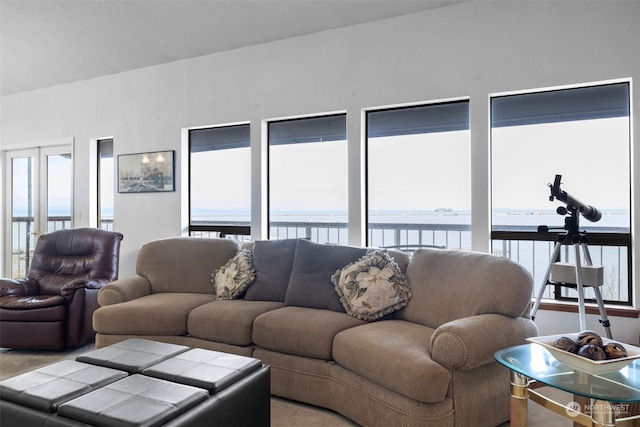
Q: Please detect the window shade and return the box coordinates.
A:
[269,115,346,146]
[492,82,629,128]
[367,100,469,138]
[190,125,250,152]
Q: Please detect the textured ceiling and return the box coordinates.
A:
[0,0,466,96]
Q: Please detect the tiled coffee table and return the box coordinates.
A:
[0,339,270,427]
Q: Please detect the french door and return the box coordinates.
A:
[4,145,73,278]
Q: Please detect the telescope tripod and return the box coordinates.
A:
[530,207,612,338]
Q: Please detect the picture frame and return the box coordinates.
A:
[118,150,175,193]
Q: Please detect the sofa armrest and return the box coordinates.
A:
[0,278,39,297]
[97,276,152,306]
[430,314,538,371]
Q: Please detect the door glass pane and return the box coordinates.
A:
[47,153,72,232]
[11,156,34,278]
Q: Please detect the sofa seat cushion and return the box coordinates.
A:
[252,306,366,360]
[93,293,215,336]
[333,320,451,404]
[187,300,284,346]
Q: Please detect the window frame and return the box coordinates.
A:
[489,80,633,307]
[364,99,471,249]
[188,123,251,239]
[266,113,348,242]
[97,138,114,231]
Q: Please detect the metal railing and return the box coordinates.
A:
[492,229,631,305]
[11,216,628,304]
[191,220,630,305]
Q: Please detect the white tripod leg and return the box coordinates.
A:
[581,243,612,338]
[531,241,562,320]
[574,243,587,331]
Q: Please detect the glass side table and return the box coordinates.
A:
[495,344,640,427]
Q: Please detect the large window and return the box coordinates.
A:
[268,114,347,243]
[98,139,114,230]
[189,124,251,238]
[366,100,471,250]
[491,82,631,305]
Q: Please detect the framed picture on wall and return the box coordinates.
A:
[118,150,175,193]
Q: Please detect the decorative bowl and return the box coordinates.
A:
[527,333,640,375]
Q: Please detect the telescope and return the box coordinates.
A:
[549,174,601,222]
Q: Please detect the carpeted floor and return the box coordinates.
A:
[0,343,634,426]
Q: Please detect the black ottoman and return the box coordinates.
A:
[77,338,190,373]
[142,348,270,427]
[0,360,127,425]
[0,339,270,427]
[58,374,208,427]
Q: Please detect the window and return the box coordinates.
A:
[491,82,631,305]
[98,139,114,230]
[366,100,471,250]
[189,124,251,238]
[268,114,347,243]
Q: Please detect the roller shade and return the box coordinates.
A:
[367,100,469,138]
[269,114,346,145]
[190,125,250,152]
[492,82,629,128]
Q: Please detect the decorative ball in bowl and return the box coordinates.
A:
[527,331,640,375]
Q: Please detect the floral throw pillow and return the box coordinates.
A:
[332,250,412,321]
[212,249,256,300]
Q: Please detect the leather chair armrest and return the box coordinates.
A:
[60,278,111,297]
[0,278,39,297]
[97,276,152,306]
[430,314,539,371]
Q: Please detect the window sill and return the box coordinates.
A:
[532,300,639,319]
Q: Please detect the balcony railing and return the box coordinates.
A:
[10,217,627,305]
[191,220,630,306]
[492,229,631,306]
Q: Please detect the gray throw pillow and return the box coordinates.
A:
[284,239,367,312]
[243,239,300,302]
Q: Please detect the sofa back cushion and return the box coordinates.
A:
[284,239,367,312]
[374,248,410,274]
[243,239,300,302]
[396,248,533,328]
[137,237,241,294]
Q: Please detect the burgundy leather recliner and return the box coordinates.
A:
[0,228,123,350]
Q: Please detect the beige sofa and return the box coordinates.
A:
[93,237,538,427]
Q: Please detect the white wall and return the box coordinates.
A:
[2,1,639,342]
